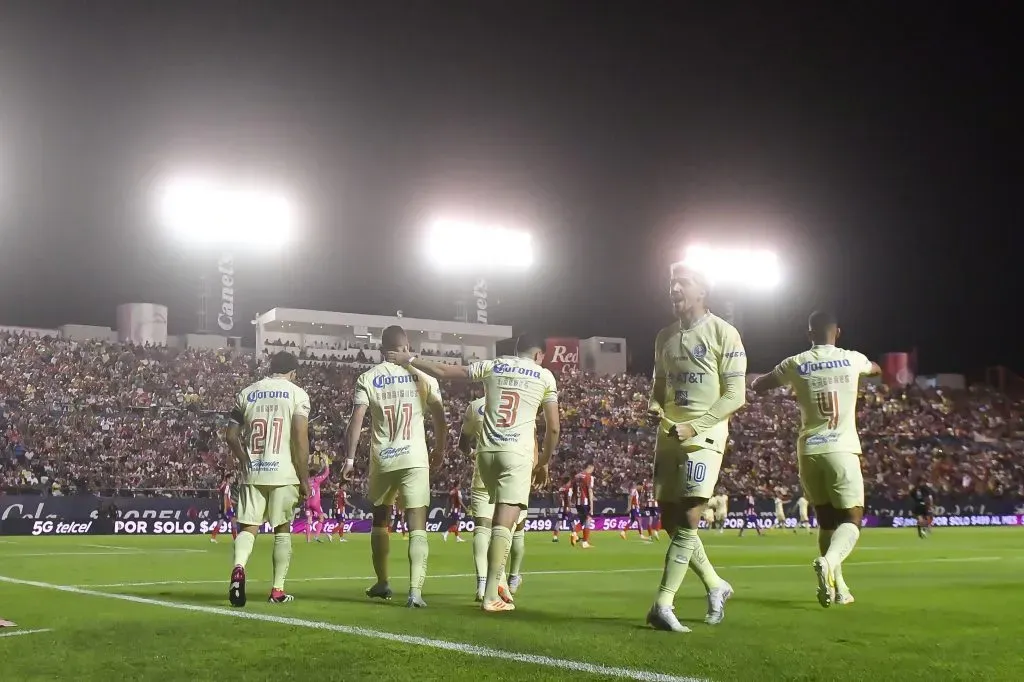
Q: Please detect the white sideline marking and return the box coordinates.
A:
[0,628,53,639]
[81,543,141,551]
[8,549,208,558]
[0,576,705,682]
[74,556,1001,588]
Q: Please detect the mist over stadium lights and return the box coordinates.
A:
[424,218,534,270]
[682,244,781,291]
[157,176,296,248]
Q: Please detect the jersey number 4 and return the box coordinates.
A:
[815,391,840,429]
[497,390,521,428]
[250,418,284,456]
[384,403,414,441]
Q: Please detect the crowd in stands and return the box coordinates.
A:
[3,331,1023,502]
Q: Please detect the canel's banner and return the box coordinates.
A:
[544,337,580,374]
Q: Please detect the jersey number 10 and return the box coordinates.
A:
[250,418,284,456]
[384,403,414,441]
[815,391,840,429]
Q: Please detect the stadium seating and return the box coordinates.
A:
[2,331,1022,499]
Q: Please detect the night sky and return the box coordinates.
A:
[1,2,1020,375]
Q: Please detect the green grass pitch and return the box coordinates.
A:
[2,528,1022,681]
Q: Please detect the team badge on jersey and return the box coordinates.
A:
[692,343,707,359]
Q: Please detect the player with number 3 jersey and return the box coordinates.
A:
[752,311,881,609]
[387,333,560,614]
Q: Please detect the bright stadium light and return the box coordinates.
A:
[157,176,296,248]
[682,244,781,290]
[424,217,534,270]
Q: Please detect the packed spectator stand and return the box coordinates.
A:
[2,331,1022,502]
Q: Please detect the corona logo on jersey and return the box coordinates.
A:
[217,254,235,331]
[796,358,852,376]
[371,374,419,389]
[544,337,579,374]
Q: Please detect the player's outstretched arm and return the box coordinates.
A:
[386,351,473,381]
[751,371,783,394]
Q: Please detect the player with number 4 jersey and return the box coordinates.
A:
[752,311,881,610]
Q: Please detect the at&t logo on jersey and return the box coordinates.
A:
[379,445,411,460]
[806,433,840,446]
[247,389,290,403]
[372,374,419,389]
[667,371,706,383]
[797,359,852,376]
[493,362,541,379]
[251,460,281,472]
[692,344,707,359]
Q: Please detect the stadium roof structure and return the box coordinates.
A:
[255,308,513,346]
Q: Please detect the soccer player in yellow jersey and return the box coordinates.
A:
[794,494,812,534]
[711,489,729,533]
[460,395,536,601]
[342,326,448,609]
[225,351,311,606]
[389,333,559,613]
[646,262,745,633]
[752,311,881,608]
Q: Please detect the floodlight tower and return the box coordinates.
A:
[424,217,534,327]
[156,175,296,336]
[680,244,781,333]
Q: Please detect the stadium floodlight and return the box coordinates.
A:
[681,244,781,291]
[424,217,534,270]
[157,176,296,248]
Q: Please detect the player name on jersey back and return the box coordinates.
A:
[653,313,746,453]
[354,362,441,472]
[770,344,873,456]
[232,376,311,486]
[468,357,557,460]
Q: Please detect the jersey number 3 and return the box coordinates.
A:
[815,391,840,429]
[497,390,521,427]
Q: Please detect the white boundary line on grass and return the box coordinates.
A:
[0,628,53,639]
[72,556,1001,588]
[0,575,706,682]
[8,549,208,558]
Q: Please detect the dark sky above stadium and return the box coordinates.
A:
[0,3,1020,375]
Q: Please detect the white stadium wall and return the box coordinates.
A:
[59,324,118,343]
[116,303,169,347]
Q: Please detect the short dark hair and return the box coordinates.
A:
[808,310,838,335]
[269,351,299,375]
[514,333,544,356]
[381,325,407,351]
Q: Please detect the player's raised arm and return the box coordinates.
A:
[751,359,790,394]
[387,350,473,381]
[687,326,748,436]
